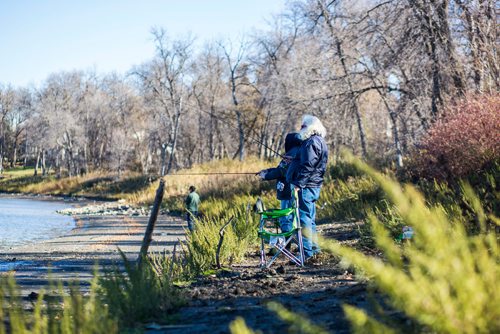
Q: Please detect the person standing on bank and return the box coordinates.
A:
[185,185,201,232]
[287,115,328,261]
[257,132,302,233]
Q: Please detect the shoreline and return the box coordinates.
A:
[0,195,82,253]
[0,191,118,203]
[0,194,186,293]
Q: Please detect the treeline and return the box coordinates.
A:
[0,0,497,177]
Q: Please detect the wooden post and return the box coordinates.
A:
[138,178,165,267]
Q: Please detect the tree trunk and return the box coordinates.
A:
[159,143,167,176]
[235,110,245,161]
[11,139,18,168]
[23,139,28,168]
[435,0,466,95]
[166,99,182,175]
[335,39,367,158]
[370,74,404,168]
[430,39,442,120]
[209,106,215,160]
[41,150,47,176]
[34,148,40,176]
[56,150,61,179]
[351,102,368,159]
[317,2,368,159]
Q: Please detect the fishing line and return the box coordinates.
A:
[183,100,287,159]
[166,172,258,176]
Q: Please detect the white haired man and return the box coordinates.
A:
[286,115,328,262]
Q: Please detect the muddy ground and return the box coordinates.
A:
[149,222,376,334]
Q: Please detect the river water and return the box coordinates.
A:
[0,197,75,251]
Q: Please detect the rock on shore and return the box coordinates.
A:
[57,202,167,217]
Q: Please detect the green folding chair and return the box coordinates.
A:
[257,192,305,268]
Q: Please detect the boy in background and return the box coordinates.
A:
[185,185,201,232]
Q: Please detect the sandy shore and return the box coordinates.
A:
[0,200,186,293]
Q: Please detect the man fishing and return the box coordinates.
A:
[287,115,328,262]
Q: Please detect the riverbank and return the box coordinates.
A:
[0,196,186,295]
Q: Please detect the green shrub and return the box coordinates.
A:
[329,159,364,181]
[413,162,499,233]
[321,154,500,333]
[0,274,118,334]
[99,251,185,328]
[184,202,260,274]
[319,175,383,222]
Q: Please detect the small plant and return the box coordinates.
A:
[99,250,185,328]
[184,204,259,274]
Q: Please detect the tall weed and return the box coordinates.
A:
[0,274,118,334]
[99,251,185,327]
[321,154,500,333]
[184,203,260,274]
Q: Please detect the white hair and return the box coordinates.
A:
[298,115,327,140]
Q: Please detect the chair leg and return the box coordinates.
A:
[260,238,267,267]
[266,236,305,268]
[297,227,305,266]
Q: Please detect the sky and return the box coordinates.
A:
[0,0,286,88]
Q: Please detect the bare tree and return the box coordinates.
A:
[191,42,227,161]
[0,85,16,174]
[219,38,252,161]
[133,28,193,175]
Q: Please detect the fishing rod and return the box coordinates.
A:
[166,172,258,176]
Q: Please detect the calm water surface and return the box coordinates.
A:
[0,197,75,251]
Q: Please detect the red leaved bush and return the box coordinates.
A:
[411,93,500,180]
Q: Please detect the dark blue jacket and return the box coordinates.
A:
[286,135,328,188]
[262,133,302,200]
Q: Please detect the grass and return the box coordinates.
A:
[325,154,500,333]
[2,155,498,332]
[99,251,185,328]
[0,169,154,199]
[0,253,186,333]
[0,274,118,334]
[0,167,35,178]
[230,153,500,333]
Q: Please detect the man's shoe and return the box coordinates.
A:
[304,253,323,266]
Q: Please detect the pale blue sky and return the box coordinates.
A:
[0,0,286,88]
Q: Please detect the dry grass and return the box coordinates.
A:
[127,156,276,207]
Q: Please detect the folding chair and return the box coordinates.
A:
[257,192,305,268]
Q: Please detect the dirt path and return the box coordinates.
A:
[147,222,372,334]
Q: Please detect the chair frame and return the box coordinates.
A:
[257,193,305,268]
